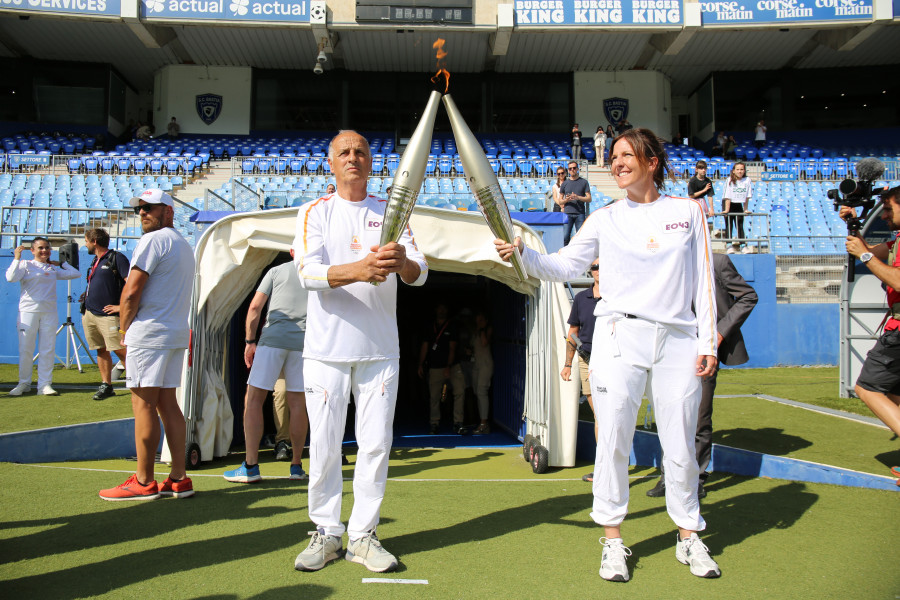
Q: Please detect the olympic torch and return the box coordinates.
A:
[442,93,526,281]
[379,90,441,247]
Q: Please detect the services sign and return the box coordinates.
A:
[700,0,874,24]
[514,0,683,26]
[0,0,120,17]
[141,0,309,22]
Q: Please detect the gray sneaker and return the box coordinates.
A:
[675,533,721,578]
[345,531,398,572]
[294,530,342,571]
[599,537,631,582]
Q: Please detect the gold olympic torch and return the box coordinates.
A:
[442,93,527,281]
[379,90,441,247]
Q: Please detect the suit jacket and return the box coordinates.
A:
[713,253,758,366]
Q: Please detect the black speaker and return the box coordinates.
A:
[58,240,79,270]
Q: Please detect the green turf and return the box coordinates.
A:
[0,365,133,433]
[0,450,897,599]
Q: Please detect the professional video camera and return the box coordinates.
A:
[829,157,886,282]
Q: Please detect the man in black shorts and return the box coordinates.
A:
[844,186,900,482]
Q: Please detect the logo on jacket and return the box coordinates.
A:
[664,220,690,233]
[350,235,362,253]
[196,94,223,125]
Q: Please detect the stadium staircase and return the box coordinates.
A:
[175,160,234,210]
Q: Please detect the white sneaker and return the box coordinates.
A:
[726,245,736,254]
[9,383,30,396]
[675,533,721,578]
[40,385,59,396]
[346,531,398,572]
[294,530,342,571]
[741,245,753,254]
[599,537,631,582]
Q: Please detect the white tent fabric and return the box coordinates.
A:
[176,205,579,466]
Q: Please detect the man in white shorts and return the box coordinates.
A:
[224,253,309,483]
[99,189,195,501]
[292,130,428,574]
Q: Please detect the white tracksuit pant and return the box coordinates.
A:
[17,311,58,388]
[303,358,398,540]
[589,315,706,532]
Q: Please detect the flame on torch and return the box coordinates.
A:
[431,38,450,93]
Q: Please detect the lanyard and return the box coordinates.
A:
[87,250,109,284]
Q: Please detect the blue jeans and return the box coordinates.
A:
[563,213,585,245]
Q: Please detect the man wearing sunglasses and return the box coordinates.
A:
[559,161,592,245]
[6,237,80,396]
[99,189,196,501]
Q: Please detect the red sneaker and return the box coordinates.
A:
[159,476,195,498]
[890,466,900,478]
[99,474,160,501]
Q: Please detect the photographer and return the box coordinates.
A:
[6,237,80,396]
[842,186,900,479]
[561,259,601,482]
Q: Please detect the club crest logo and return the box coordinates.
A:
[196,94,223,126]
[603,97,629,126]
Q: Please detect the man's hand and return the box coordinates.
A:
[102,304,120,315]
[443,366,450,379]
[494,237,524,262]
[696,355,717,378]
[717,332,724,347]
[372,242,408,274]
[244,342,256,369]
[846,235,869,259]
[560,365,572,381]
[418,364,425,379]
[839,206,858,221]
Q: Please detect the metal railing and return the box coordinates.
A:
[0,207,141,248]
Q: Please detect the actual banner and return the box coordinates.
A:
[700,0,874,25]
[513,0,683,26]
[0,0,121,18]
[141,0,310,22]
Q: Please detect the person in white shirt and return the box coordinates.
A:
[293,130,428,574]
[754,120,767,149]
[495,128,721,583]
[99,189,196,502]
[722,162,753,254]
[6,237,80,396]
[594,126,607,167]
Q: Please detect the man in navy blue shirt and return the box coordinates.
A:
[82,228,130,401]
[561,259,601,482]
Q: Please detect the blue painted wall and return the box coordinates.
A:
[0,250,838,369]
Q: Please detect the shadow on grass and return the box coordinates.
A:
[194,587,334,600]
[387,448,505,477]
[713,427,812,455]
[0,482,308,564]
[624,480,817,573]
[875,449,900,471]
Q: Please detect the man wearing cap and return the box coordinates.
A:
[99,189,196,501]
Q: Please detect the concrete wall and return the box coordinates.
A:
[573,71,673,140]
[153,65,253,136]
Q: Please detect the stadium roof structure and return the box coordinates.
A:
[1,0,899,94]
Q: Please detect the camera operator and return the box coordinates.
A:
[842,186,900,471]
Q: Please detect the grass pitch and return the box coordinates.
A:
[0,449,897,600]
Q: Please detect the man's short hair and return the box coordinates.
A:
[85,228,110,248]
[567,160,578,168]
[882,186,900,204]
[696,160,708,170]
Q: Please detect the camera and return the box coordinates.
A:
[831,157,885,282]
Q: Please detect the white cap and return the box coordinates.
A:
[130,188,174,208]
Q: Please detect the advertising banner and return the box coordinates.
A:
[0,0,121,17]
[514,0,683,26]
[700,0,874,25]
[7,155,51,169]
[141,0,309,22]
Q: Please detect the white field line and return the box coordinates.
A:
[11,463,655,481]
[362,578,428,584]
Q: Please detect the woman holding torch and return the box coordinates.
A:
[495,128,720,583]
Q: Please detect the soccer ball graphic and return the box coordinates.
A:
[229,0,248,15]
[309,3,325,21]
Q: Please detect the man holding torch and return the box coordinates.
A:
[293,130,428,573]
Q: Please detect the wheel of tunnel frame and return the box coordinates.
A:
[522,434,534,461]
[531,445,549,474]
[525,438,537,464]
[186,442,202,469]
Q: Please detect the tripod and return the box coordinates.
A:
[38,280,96,372]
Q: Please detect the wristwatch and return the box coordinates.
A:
[860,252,874,263]
[245,339,257,344]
